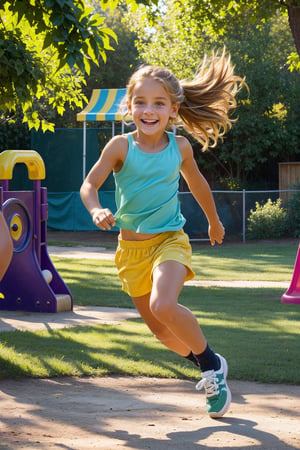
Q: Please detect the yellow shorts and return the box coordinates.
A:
[115,229,195,297]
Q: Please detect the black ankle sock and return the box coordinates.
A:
[184,351,200,368]
[194,344,220,372]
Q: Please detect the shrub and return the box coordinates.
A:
[247,198,288,239]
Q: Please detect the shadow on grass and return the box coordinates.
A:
[0,321,194,380]
[0,284,300,384]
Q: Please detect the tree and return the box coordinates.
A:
[132,0,300,70]
[201,13,300,186]
[125,0,212,79]
[127,1,300,187]
[84,6,142,97]
[190,0,300,71]
[54,5,142,128]
[0,0,153,131]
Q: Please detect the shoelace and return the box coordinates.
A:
[195,370,219,398]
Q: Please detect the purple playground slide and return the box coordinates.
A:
[0,150,73,312]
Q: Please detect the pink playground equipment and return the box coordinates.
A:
[0,150,73,312]
[281,244,300,304]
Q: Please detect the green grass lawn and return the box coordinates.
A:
[0,240,299,384]
[191,241,299,281]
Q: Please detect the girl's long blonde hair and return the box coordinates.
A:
[122,49,246,150]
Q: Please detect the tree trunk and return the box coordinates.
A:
[287,5,300,58]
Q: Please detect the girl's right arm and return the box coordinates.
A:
[80,135,127,230]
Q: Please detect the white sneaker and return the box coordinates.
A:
[196,354,231,418]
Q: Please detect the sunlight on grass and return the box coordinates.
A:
[191,252,296,281]
[1,241,300,384]
[1,293,299,384]
[51,257,130,307]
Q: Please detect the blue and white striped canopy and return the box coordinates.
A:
[77,89,126,122]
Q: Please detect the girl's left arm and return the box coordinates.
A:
[178,136,224,246]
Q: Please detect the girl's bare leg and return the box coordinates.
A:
[132,260,207,356]
[150,260,207,355]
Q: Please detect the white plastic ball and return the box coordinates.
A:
[42,269,53,284]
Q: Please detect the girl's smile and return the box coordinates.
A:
[128,78,179,136]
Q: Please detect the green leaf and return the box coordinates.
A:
[89,15,106,27]
[100,27,118,43]
[42,33,52,50]
[14,60,24,76]
[82,56,91,75]
[66,52,76,68]
[56,0,66,8]
[41,120,55,132]
[44,0,55,7]
[56,105,65,115]
[51,13,65,27]
[64,13,77,23]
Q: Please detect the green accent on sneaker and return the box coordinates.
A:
[195,354,231,418]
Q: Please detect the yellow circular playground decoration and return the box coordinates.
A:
[9,214,22,241]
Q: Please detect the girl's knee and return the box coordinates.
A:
[150,296,177,323]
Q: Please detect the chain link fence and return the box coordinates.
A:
[46,189,299,242]
[181,189,299,242]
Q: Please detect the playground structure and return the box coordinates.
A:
[0,150,73,313]
[281,244,300,304]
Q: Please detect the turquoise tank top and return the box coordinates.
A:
[113,131,186,233]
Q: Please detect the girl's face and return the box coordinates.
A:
[127,77,179,136]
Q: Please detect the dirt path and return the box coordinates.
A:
[0,376,299,449]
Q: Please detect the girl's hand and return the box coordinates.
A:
[208,220,225,246]
[92,208,115,230]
